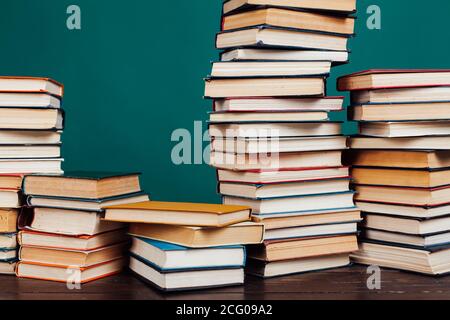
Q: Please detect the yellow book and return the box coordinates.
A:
[0,209,18,233]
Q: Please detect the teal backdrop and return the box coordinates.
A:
[1,0,449,202]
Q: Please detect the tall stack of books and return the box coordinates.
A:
[15,173,149,283]
[339,69,450,275]
[0,77,64,275]
[203,1,360,278]
[103,201,264,291]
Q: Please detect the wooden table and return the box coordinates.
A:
[1,266,450,300]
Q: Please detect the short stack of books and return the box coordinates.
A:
[103,201,264,291]
[339,69,450,275]
[15,172,149,283]
[203,1,360,277]
[0,77,65,275]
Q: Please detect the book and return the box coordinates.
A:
[213,97,344,112]
[211,61,331,78]
[23,172,142,199]
[0,260,16,275]
[222,8,355,35]
[217,166,350,184]
[103,201,251,227]
[359,121,450,138]
[338,69,450,91]
[246,253,351,278]
[16,258,126,283]
[0,131,61,145]
[0,144,60,159]
[247,234,358,261]
[19,242,128,267]
[351,102,450,121]
[0,108,63,130]
[363,228,450,249]
[347,150,450,169]
[352,167,450,188]
[221,49,349,63]
[252,209,361,230]
[210,150,343,171]
[21,207,124,236]
[0,77,63,97]
[216,26,348,51]
[350,136,450,150]
[219,178,351,198]
[26,192,150,212]
[264,222,357,240]
[212,136,347,154]
[0,190,20,208]
[0,158,63,174]
[0,92,60,108]
[223,191,355,214]
[0,248,17,261]
[130,237,245,270]
[209,122,342,138]
[18,229,128,251]
[209,111,329,122]
[204,76,325,98]
[363,213,450,236]
[351,87,450,104]
[128,222,264,248]
[354,185,450,207]
[0,210,18,233]
[356,201,450,219]
[0,175,23,189]
[0,233,17,249]
[129,255,244,291]
[351,242,450,275]
[222,0,357,15]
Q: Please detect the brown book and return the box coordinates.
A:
[352,103,450,122]
[0,174,23,189]
[129,222,263,248]
[104,201,251,227]
[0,209,18,233]
[247,235,358,262]
[222,8,355,35]
[347,150,450,169]
[352,167,450,188]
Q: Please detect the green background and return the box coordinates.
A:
[1,0,449,203]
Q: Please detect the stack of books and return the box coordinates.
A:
[103,201,264,291]
[339,69,450,275]
[15,172,149,283]
[0,77,65,275]
[203,1,360,278]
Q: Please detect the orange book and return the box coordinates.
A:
[104,201,251,227]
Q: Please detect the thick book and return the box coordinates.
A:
[0,77,63,97]
[0,233,17,249]
[0,92,60,108]
[217,166,350,184]
[222,0,357,15]
[356,201,450,220]
[210,150,343,171]
[221,48,349,63]
[23,172,142,199]
[338,69,450,91]
[213,96,344,112]
[0,131,61,145]
[223,191,355,214]
[130,237,245,270]
[222,7,355,35]
[19,242,128,268]
[16,258,126,283]
[210,61,331,78]
[247,234,358,262]
[351,87,450,105]
[0,209,18,232]
[218,178,351,199]
[0,174,23,190]
[209,122,342,138]
[0,260,17,275]
[359,121,450,138]
[18,229,128,251]
[0,158,63,174]
[0,190,20,208]
[352,167,450,188]
[129,255,244,292]
[103,201,251,227]
[246,253,351,278]
[350,136,450,150]
[263,222,358,240]
[205,76,325,98]
[26,192,150,212]
[209,110,329,123]
[216,26,348,51]
[128,221,264,248]
[0,144,60,159]
[0,108,63,130]
[347,150,450,169]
